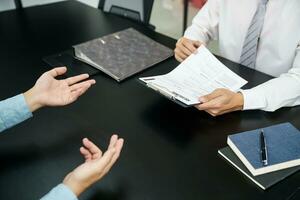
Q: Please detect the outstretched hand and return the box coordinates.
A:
[24,67,96,112]
[63,135,124,196]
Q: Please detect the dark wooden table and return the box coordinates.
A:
[0,1,299,200]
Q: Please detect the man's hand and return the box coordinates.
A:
[23,67,96,112]
[174,37,202,62]
[63,135,124,197]
[195,89,244,116]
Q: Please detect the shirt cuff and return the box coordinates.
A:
[40,184,78,200]
[0,94,33,132]
[184,28,209,45]
[240,89,267,110]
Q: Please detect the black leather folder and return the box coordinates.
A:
[43,50,99,77]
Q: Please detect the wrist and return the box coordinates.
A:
[234,92,244,111]
[63,173,89,197]
[23,87,43,112]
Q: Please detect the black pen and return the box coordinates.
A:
[260,129,268,166]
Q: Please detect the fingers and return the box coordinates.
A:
[69,83,93,102]
[66,74,90,86]
[69,90,82,102]
[178,44,194,57]
[110,138,124,164]
[205,107,233,117]
[196,89,226,110]
[175,40,191,62]
[114,138,124,154]
[82,138,103,159]
[195,90,243,117]
[174,49,187,62]
[195,104,225,116]
[48,67,67,77]
[81,135,122,163]
[69,89,85,103]
[80,146,92,161]
[76,135,124,185]
[108,134,119,150]
[204,109,219,117]
[179,37,199,53]
[193,41,202,48]
[182,40,198,54]
[107,135,124,157]
[93,135,124,175]
[197,96,223,110]
[175,54,184,62]
[174,38,201,62]
[200,89,223,103]
[102,137,124,174]
[96,146,117,171]
[70,79,96,91]
[203,93,244,116]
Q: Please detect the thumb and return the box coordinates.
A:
[200,91,221,103]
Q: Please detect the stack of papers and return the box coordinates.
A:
[140,46,248,106]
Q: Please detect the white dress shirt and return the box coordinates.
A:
[184,0,300,111]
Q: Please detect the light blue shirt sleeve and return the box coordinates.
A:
[40,184,78,200]
[0,96,77,199]
[0,96,78,199]
[0,94,33,132]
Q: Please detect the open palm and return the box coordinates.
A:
[25,67,96,111]
[63,135,124,196]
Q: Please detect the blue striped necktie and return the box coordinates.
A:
[240,0,269,69]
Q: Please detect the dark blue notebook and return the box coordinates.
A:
[227,123,300,176]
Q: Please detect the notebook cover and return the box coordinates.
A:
[218,146,300,190]
[73,28,173,82]
[228,122,300,175]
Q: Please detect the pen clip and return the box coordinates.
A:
[260,129,268,166]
